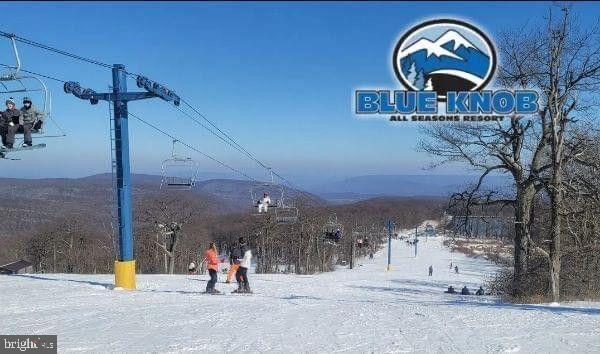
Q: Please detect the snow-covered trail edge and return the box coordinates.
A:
[2,234,600,353]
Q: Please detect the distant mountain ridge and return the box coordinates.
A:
[312,174,510,202]
[0,173,323,238]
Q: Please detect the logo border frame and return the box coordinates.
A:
[392,18,498,101]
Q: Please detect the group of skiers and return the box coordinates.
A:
[189,237,253,295]
[445,285,485,296]
[0,97,44,149]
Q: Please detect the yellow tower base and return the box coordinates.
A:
[114,260,136,289]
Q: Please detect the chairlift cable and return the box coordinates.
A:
[0,31,113,69]
[0,63,67,83]
[0,30,307,196]
[127,110,257,182]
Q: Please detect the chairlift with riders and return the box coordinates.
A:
[250,168,282,214]
[322,214,343,244]
[250,168,299,224]
[0,35,66,159]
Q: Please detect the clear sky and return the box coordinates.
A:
[0,2,598,186]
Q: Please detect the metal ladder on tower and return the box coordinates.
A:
[108,98,119,254]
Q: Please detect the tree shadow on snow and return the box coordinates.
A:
[349,284,442,296]
[138,289,206,295]
[13,274,114,289]
[440,298,600,316]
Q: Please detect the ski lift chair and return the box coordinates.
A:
[322,214,343,244]
[275,203,299,224]
[250,182,284,216]
[0,35,65,140]
[160,140,198,190]
[425,224,437,237]
[250,177,284,215]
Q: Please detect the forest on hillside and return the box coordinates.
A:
[0,184,444,275]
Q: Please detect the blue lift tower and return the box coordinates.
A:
[64,64,179,289]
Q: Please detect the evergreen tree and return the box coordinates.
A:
[414,70,425,90]
[424,78,433,91]
[406,62,417,85]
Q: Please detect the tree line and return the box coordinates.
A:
[420,5,600,302]
[3,194,443,276]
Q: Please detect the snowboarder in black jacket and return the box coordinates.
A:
[1,98,21,149]
[233,237,252,293]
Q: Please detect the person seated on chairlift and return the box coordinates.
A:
[258,192,271,213]
[0,98,21,149]
[324,228,341,243]
[333,228,342,242]
[21,97,45,141]
[20,97,44,147]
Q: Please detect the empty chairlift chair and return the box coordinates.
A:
[160,140,198,190]
[275,203,299,224]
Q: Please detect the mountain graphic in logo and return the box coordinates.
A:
[393,19,497,100]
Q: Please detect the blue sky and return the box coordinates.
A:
[0,2,598,186]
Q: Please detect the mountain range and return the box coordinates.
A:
[311,174,510,203]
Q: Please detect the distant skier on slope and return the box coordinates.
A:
[461,286,471,295]
[204,242,221,294]
[428,265,433,276]
[455,265,459,274]
[233,237,252,293]
[476,286,485,296]
[188,261,197,275]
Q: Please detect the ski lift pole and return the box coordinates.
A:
[386,220,394,271]
[112,65,135,289]
[414,225,418,258]
[64,65,180,290]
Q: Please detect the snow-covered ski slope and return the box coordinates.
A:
[2,235,600,353]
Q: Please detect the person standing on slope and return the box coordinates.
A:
[428,265,433,276]
[204,242,221,294]
[226,240,240,283]
[234,237,252,293]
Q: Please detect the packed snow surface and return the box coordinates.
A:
[2,234,600,353]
